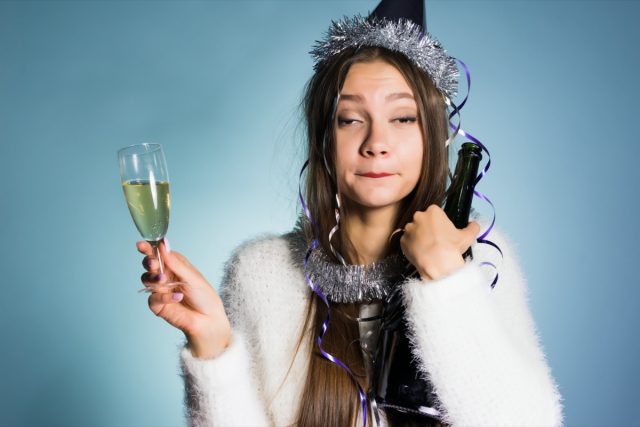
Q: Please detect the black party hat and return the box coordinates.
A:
[369,0,426,31]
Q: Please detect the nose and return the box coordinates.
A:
[361,119,389,158]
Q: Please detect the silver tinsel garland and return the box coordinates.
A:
[287,217,407,304]
[310,15,459,99]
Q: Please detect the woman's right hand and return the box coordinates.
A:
[137,239,231,359]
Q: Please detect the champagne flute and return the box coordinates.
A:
[118,143,183,293]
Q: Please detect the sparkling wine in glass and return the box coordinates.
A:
[118,143,181,292]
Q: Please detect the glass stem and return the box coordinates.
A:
[149,240,165,275]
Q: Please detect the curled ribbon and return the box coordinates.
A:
[446,57,503,289]
[298,160,370,427]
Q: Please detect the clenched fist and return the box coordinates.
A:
[400,205,480,281]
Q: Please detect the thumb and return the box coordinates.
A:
[158,239,203,285]
[465,221,481,244]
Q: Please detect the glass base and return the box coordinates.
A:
[137,281,186,293]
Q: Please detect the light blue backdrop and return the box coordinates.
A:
[1,1,638,426]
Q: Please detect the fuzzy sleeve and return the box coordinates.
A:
[178,242,272,427]
[179,331,270,427]
[401,228,564,427]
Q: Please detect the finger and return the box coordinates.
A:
[140,271,168,288]
[158,240,203,285]
[467,221,481,237]
[148,291,184,316]
[136,241,154,256]
[465,221,481,244]
[426,204,445,217]
[142,256,161,274]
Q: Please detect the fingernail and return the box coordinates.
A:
[164,237,171,253]
[172,292,183,301]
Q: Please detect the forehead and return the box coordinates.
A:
[340,59,413,96]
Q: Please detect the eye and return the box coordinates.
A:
[337,117,362,126]
[394,116,418,124]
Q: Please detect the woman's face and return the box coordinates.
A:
[334,59,423,214]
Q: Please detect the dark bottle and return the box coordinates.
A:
[372,142,483,423]
[444,142,483,260]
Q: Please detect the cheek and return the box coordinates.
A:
[400,138,424,182]
[334,143,355,178]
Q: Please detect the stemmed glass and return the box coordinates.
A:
[118,143,183,293]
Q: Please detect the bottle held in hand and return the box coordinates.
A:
[443,142,483,260]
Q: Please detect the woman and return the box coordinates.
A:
[136,4,563,427]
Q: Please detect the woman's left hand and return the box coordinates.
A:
[400,204,480,281]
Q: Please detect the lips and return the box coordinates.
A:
[360,172,394,178]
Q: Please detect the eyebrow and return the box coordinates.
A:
[338,92,415,103]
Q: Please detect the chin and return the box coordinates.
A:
[341,183,415,210]
[347,192,404,210]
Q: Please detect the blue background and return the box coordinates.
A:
[1,1,638,426]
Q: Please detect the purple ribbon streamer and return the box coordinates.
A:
[449,57,503,289]
[297,160,369,427]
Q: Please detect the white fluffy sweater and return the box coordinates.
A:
[178,223,564,426]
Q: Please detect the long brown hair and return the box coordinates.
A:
[291,46,451,427]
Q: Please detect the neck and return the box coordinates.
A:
[342,203,399,265]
